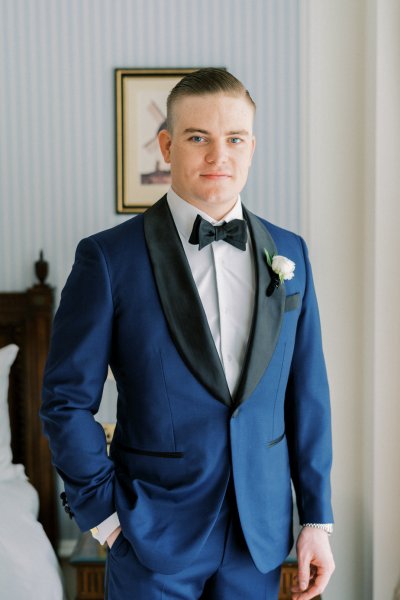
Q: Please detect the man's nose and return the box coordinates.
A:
[205,141,227,164]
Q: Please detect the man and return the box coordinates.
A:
[41,68,334,599]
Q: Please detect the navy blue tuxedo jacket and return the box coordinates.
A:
[41,196,333,575]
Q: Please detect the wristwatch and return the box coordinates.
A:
[302,523,333,535]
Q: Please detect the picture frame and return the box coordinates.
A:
[115,68,197,214]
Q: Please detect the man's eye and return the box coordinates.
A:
[190,136,205,143]
[229,137,242,144]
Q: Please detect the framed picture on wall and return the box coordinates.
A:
[115,68,197,214]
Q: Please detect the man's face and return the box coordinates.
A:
[158,93,256,218]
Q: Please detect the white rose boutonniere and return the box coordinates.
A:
[265,250,295,296]
[270,254,295,282]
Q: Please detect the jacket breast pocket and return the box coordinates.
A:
[285,293,300,312]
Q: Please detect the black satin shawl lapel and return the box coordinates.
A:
[143,196,232,407]
[234,208,286,405]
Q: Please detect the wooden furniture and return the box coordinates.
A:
[279,560,321,599]
[70,533,106,600]
[0,254,57,547]
[280,561,298,599]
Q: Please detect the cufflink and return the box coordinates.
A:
[90,527,99,537]
[60,491,74,519]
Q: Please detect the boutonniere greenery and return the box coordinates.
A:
[264,250,295,297]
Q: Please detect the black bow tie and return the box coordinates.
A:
[188,214,248,251]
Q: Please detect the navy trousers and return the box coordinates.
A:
[105,488,282,599]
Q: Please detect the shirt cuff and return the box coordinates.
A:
[90,512,120,545]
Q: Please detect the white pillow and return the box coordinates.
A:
[0,344,26,481]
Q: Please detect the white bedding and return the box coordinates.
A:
[0,477,65,599]
[0,344,65,599]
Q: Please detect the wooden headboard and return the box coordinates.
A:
[0,256,57,547]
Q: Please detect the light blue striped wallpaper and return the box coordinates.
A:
[0,0,300,298]
[0,0,300,541]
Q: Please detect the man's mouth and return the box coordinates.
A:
[200,173,232,179]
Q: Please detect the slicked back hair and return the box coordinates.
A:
[166,68,256,132]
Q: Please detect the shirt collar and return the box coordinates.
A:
[166,188,244,241]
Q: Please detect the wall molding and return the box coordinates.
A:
[300,2,365,598]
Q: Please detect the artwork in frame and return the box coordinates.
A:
[115,68,198,214]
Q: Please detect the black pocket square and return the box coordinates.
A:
[284,293,300,312]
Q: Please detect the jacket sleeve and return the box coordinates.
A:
[40,236,116,531]
[285,236,334,525]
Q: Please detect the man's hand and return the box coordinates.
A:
[106,526,122,549]
[291,527,335,600]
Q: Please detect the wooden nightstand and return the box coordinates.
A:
[69,536,320,600]
[70,533,106,600]
[279,560,321,600]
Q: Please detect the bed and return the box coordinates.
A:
[0,255,65,599]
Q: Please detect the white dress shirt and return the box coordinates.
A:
[92,189,256,544]
[166,188,256,394]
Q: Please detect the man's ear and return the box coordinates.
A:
[250,135,256,164]
[158,129,172,163]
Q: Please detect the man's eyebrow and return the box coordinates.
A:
[182,128,251,136]
[183,128,210,135]
[226,130,251,136]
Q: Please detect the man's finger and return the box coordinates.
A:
[291,570,330,600]
[297,555,311,592]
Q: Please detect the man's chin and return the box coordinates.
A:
[180,194,239,220]
[194,187,241,205]
[192,194,238,208]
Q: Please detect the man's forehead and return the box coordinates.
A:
[172,93,254,131]
[174,92,253,111]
